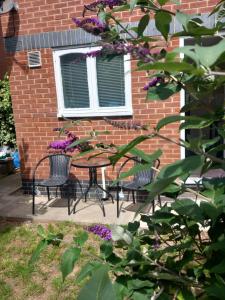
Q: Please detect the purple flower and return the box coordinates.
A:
[73,41,154,63]
[84,42,153,62]
[88,225,112,240]
[85,0,126,10]
[143,77,162,91]
[153,240,160,250]
[72,17,108,35]
[48,139,78,152]
[48,129,80,153]
[53,127,61,131]
[84,50,102,58]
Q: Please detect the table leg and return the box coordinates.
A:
[83,167,95,202]
[70,178,84,215]
[83,167,113,217]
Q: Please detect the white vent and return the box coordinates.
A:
[27,51,42,68]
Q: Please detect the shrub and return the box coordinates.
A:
[31,0,225,299]
[0,75,16,147]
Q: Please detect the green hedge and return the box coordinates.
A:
[0,75,16,147]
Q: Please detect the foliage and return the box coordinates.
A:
[0,75,16,147]
[31,0,225,298]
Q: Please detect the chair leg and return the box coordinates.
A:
[116,186,120,218]
[47,187,50,201]
[127,191,130,201]
[67,184,71,215]
[32,184,35,215]
[152,198,155,214]
[158,195,162,208]
[56,186,58,198]
[132,190,135,204]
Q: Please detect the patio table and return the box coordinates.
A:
[71,157,113,216]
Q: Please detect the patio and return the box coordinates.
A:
[0,173,155,225]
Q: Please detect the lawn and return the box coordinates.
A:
[0,220,100,300]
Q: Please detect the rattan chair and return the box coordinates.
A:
[32,153,72,215]
[116,157,161,217]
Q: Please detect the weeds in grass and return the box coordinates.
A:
[0,221,100,299]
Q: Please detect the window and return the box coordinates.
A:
[53,47,132,117]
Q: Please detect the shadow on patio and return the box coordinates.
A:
[0,173,158,225]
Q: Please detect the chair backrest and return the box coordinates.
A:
[48,154,71,178]
[133,157,159,187]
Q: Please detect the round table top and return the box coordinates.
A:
[71,157,111,168]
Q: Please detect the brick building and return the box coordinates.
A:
[0,0,220,192]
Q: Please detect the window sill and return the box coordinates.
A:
[57,108,133,118]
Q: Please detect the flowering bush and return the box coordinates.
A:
[31,0,225,298]
[48,128,93,153]
[48,128,79,153]
[88,224,112,240]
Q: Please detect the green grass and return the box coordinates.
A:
[0,220,101,300]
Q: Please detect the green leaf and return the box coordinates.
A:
[147,83,181,101]
[100,242,113,259]
[76,261,103,283]
[158,155,203,179]
[155,11,172,41]
[179,117,214,130]
[157,0,170,5]
[127,221,140,234]
[156,115,185,131]
[200,201,219,221]
[60,247,81,281]
[78,265,116,300]
[171,199,203,221]
[175,250,194,271]
[129,148,162,164]
[173,46,200,65]
[205,240,225,255]
[145,175,179,196]
[130,0,137,11]
[98,11,108,22]
[109,135,150,165]
[210,258,225,274]
[138,61,196,72]
[37,225,47,239]
[137,14,150,37]
[111,225,133,244]
[151,211,177,224]
[176,11,197,31]
[73,231,88,247]
[127,279,154,290]
[115,162,153,184]
[113,281,129,300]
[195,39,225,67]
[29,240,48,265]
[132,292,151,300]
[47,232,63,246]
[177,288,195,300]
[206,282,225,298]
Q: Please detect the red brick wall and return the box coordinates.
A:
[1,0,219,181]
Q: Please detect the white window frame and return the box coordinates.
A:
[53,47,132,117]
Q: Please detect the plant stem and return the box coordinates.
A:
[110,15,136,39]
